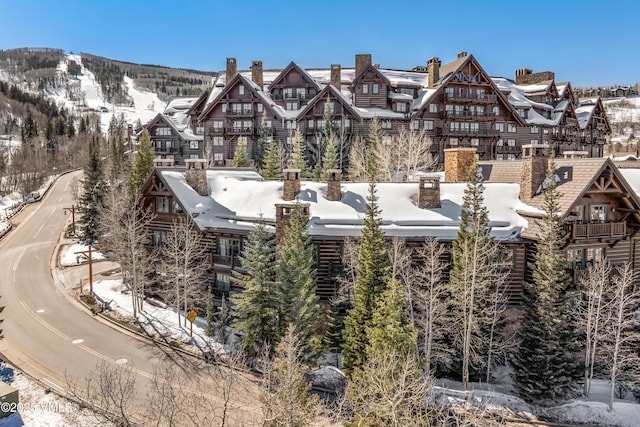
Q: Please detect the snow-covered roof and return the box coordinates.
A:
[158,168,532,241]
[575,98,599,129]
[492,77,565,126]
[164,97,199,115]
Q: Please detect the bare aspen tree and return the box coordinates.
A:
[413,236,450,372]
[261,326,320,427]
[374,127,437,182]
[347,134,369,182]
[160,216,209,327]
[604,263,640,411]
[344,349,433,426]
[388,237,416,326]
[102,188,155,317]
[576,261,610,397]
[66,360,140,427]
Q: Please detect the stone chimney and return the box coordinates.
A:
[226,57,237,82]
[520,144,549,200]
[275,203,310,243]
[444,148,477,183]
[184,159,209,196]
[418,177,441,209]
[355,54,372,76]
[153,158,175,168]
[457,51,468,58]
[330,64,341,89]
[251,60,263,90]
[325,169,342,201]
[427,57,441,89]
[515,68,555,85]
[282,169,301,201]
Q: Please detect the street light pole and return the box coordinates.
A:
[74,245,94,294]
[63,204,80,235]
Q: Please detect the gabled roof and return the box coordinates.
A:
[198,73,285,121]
[185,90,210,116]
[296,84,362,121]
[412,54,525,125]
[144,113,201,141]
[268,61,321,92]
[480,157,640,221]
[351,63,391,90]
[575,97,611,131]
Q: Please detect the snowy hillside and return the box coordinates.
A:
[603,96,640,147]
[49,53,166,134]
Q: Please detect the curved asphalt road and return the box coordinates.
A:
[0,172,200,402]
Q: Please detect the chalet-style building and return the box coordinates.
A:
[142,52,613,168]
[143,106,204,166]
[138,147,640,305]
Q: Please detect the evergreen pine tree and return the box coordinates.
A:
[289,129,309,178]
[232,141,248,167]
[255,113,271,170]
[205,285,215,337]
[79,138,106,243]
[321,135,339,177]
[277,204,322,362]
[367,278,417,356]
[342,176,391,372]
[66,116,76,137]
[261,137,282,179]
[449,159,507,389]
[129,128,155,195]
[231,221,280,356]
[214,295,231,344]
[513,154,582,403]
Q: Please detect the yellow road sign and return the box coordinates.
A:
[187,309,197,323]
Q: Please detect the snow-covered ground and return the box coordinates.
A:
[51,53,166,134]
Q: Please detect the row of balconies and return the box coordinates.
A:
[435,127,500,137]
[442,93,497,103]
[441,110,496,120]
[270,92,317,101]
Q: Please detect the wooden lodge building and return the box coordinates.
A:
[142,52,611,167]
[139,146,640,304]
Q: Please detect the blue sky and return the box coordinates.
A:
[1,0,637,87]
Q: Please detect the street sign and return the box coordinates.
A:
[187,309,197,323]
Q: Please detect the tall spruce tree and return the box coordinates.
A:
[513,154,582,403]
[233,141,248,167]
[129,128,155,195]
[449,160,507,390]
[342,173,391,372]
[80,138,106,243]
[261,137,282,179]
[289,129,309,178]
[277,204,322,362]
[231,221,280,356]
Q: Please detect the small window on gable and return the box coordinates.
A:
[238,85,245,95]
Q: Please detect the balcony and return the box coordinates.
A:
[228,110,254,117]
[441,110,496,120]
[271,92,316,101]
[443,93,497,103]
[564,221,626,240]
[208,126,224,134]
[564,118,578,127]
[227,126,255,135]
[436,127,499,137]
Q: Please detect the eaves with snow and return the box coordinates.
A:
[158,169,533,241]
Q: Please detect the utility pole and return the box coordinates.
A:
[75,245,94,294]
[63,204,80,235]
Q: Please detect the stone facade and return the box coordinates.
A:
[251,60,263,90]
[444,148,477,183]
[520,144,549,200]
[282,169,301,201]
[418,177,441,209]
[275,203,310,243]
[184,159,209,196]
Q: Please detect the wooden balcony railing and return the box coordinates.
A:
[213,254,242,269]
[443,93,497,103]
[441,110,496,120]
[436,127,500,137]
[564,221,626,239]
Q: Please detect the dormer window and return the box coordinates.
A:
[396,103,407,113]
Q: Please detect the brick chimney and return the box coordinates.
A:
[325,169,342,201]
[444,148,477,183]
[282,169,301,201]
[330,64,341,89]
[251,60,263,90]
[418,177,441,209]
[427,57,441,89]
[184,159,209,196]
[520,144,549,200]
[355,54,372,76]
[226,57,237,83]
[275,203,310,243]
[457,51,468,58]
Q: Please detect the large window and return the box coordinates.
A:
[429,103,439,113]
[156,127,171,136]
[507,123,517,133]
[212,120,224,131]
[424,120,434,130]
[381,120,392,129]
[212,136,223,146]
[372,83,379,94]
[156,197,170,213]
[151,230,165,247]
[189,140,199,150]
[567,247,606,269]
[396,102,407,113]
[215,272,231,292]
[590,205,608,223]
[362,84,369,94]
[218,237,241,257]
